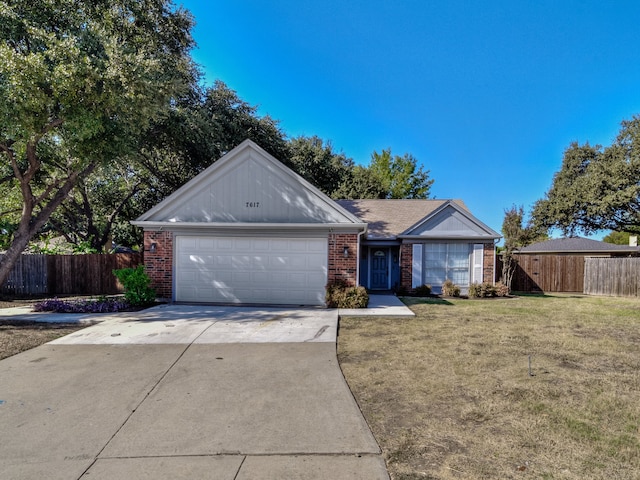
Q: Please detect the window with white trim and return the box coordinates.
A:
[423,243,471,288]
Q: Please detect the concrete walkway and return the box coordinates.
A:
[340,293,415,317]
[0,293,414,323]
[0,305,390,480]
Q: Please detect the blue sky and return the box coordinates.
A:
[177,0,640,240]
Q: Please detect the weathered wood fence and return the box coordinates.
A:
[497,254,585,293]
[497,254,640,297]
[0,253,143,296]
[583,257,640,296]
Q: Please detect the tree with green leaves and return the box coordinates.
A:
[0,0,196,284]
[369,149,433,199]
[333,165,386,199]
[335,148,434,199]
[45,81,290,252]
[602,231,632,245]
[531,115,640,236]
[501,205,547,290]
[288,136,354,196]
[199,80,290,163]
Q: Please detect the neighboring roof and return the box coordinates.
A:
[133,140,366,231]
[517,237,640,254]
[336,199,501,240]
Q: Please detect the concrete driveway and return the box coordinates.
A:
[0,305,388,479]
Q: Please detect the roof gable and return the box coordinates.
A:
[402,201,501,239]
[336,199,499,240]
[336,199,451,238]
[136,140,362,225]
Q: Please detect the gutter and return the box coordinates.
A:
[130,221,368,232]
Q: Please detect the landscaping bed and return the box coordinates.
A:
[338,294,640,479]
[0,291,152,360]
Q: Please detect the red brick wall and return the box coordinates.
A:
[144,231,173,299]
[400,243,414,291]
[483,242,495,284]
[327,233,358,286]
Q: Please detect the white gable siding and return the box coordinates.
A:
[136,141,363,226]
[161,155,343,223]
[410,208,488,237]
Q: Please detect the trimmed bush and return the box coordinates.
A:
[468,282,498,298]
[113,266,156,306]
[326,280,369,308]
[414,284,432,297]
[495,282,510,297]
[442,279,460,297]
[468,283,483,298]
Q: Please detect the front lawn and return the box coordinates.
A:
[0,320,85,360]
[338,294,640,480]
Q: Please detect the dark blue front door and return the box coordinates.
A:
[371,249,388,289]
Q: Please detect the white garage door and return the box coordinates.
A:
[175,236,328,305]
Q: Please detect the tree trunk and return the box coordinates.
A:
[0,223,36,291]
[502,253,517,291]
[0,161,96,288]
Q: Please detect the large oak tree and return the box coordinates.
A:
[531,116,640,235]
[44,81,290,252]
[0,0,196,285]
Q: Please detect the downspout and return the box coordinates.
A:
[356,227,367,286]
[493,238,499,285]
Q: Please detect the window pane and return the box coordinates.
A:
[422,243,470,287]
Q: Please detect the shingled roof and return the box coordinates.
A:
[517,237,640,254]
[335,199,468,239]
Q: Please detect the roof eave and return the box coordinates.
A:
[398,234,500,241]
[130,221,368,231]
[515,249,640,255]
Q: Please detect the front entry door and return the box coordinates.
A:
[371,249,389,290]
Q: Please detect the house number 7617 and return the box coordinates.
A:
[245,202,260,208]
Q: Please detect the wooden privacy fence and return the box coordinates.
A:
[1,253,143,296]
[584,257,640,296]
[497,254,585,293]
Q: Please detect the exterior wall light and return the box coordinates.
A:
[343,245,349,258]
[149,242,157,253]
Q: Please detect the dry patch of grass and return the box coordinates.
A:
[338,294,640,480]
[0,296,89,360]
[0,321,85,360]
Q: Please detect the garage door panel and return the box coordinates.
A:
[175,236,328,305]
[289,241,308,252]
[287,256,305,268]
[252,239,271,251]
[308,272,326,283]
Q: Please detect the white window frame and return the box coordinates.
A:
[414,243,474,291]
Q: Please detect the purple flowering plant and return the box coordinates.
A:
[33,297,132,313]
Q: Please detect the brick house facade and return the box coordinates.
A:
[327,233,359,286]
[143,230,173,299]
[133,140,500,304]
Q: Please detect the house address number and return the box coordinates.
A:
[245,202,260,208]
